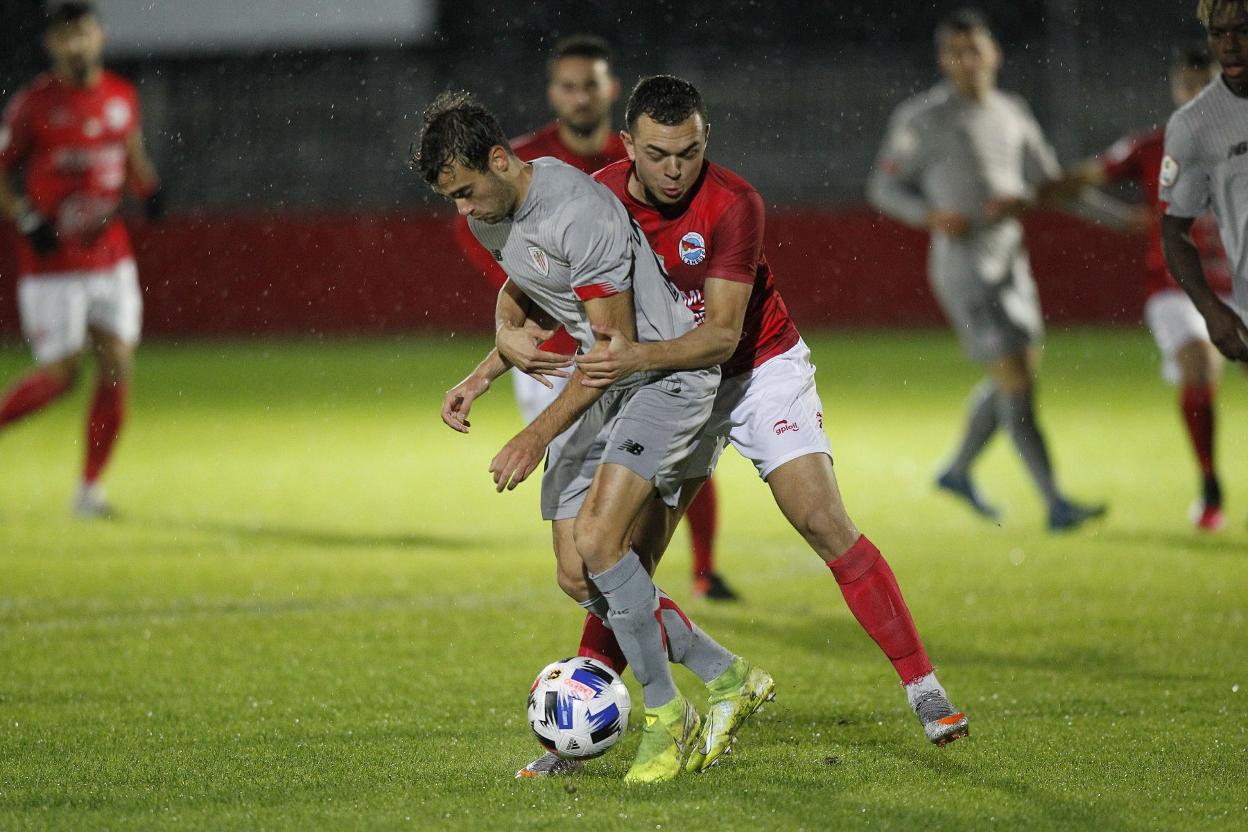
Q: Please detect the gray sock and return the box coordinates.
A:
[590,550,679,708]
[657,590,735,683]
[947,380,999,476]
[997,389,1061,505]
[579,595,611,625]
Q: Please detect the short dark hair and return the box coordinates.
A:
[45,1,97,30]
[411,91,511,187]
[547,34,614,77]
[935,7,993,47]
[625,75,708,130]
[1172,42,1215,71]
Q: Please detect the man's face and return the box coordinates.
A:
[623,113,708,207]
[1207,6,1248,82]
[435,150,517,224]
[1171,65,1216,106]
[547,57,618,137]
[937,28,1001,96]
[45,15,105,84]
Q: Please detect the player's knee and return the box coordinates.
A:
[44,353,83,387]
[572,515,621,571]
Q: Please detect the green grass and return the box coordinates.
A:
[0,329,1245,831]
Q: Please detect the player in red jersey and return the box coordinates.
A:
[455,36,737,601]
[504,77,967,778]
[1056,45,1237,531]
[0,2,160,517]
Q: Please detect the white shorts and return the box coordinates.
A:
[682,338,833,481]
[512,370,567,425]
[18,259,143,364]
[1143,290,1242,384]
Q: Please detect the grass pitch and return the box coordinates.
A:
[0,329,1245,831]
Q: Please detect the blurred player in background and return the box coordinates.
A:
[1161,1,1248,374]
[1056,45,1236,531]
[0,1,161,517]
[453,34,737,600]
[424,92,770,783]
[555,76,968,762]
[868,8,1107,532]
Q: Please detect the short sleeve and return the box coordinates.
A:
[1099,134,1143,184]
[0,90,33,172]
[1160,114,1209,218]
[705,190,764,284]
[558,195,634,301]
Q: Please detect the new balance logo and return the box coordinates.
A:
[617,439,645,456]
[1230,141,1248,160]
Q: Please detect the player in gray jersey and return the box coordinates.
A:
[414,92,769,783]
[1162,0,1248,364]
[868,8,1106,532]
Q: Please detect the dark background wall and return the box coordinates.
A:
[0,0,1214,335]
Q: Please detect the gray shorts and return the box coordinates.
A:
[932,249,1044,364]
[540,368,720,521]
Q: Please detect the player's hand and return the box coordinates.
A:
[1202,301,1248,362]
[926,209,971,238]
[441,373,491,433]
[983,197,1029,223]
[495,321,573,388]
[489,429,547,492]
[576,325,647,388]
[14,202,58,255]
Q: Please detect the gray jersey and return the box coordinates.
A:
[1161,78,1248,308]
[867,82,1060,284]
[469,158,694,365]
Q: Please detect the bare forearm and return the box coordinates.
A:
[528,368,603,440]
[1162,217,1220,311]
[637,323,738,371]
[467,348,510,385]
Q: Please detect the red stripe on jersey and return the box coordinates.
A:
[573,282,620,301]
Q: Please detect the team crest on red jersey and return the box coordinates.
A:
[679,231,707,265]
[527,246,550,276]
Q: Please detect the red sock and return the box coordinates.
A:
[84,381,126,484]
[0,369,71,427]
[686,478,718,579]
[577,613,628,674]
[828,535,933,684]
[1180,384,1216,476]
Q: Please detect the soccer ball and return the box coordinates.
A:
[527,656,631,759]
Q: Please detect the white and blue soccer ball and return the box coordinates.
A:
[527,656,631,759]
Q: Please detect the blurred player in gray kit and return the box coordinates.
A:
[868,8,1108,532]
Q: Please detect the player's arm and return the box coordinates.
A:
[124,128,164,220]
[488,290,634,491]
[0,93,57,254]
[494,278,573,385]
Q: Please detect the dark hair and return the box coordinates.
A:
[547,34,614,77]
[45,1,96,30]
[625,75,708,130]
[411,91,511,187]
[1172,42,1215,71]
[935,7,993,46]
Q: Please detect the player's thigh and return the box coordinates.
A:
[933,260,1042,372]
[766,452,859,560]
[18,276,89,366]
[84,259,143,354]
[1145,290,1221,385]
[575,462,666,573]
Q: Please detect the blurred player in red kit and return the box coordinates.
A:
[0,1,162,516]
[453,35,736,599]
[1058,45,1235,531]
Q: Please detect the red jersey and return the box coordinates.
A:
[0,70,141,277]
[453,122,627,355]
[594,159,800,378]
[1099,127,1232,299]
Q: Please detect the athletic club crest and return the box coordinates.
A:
[679,231,707,266]
[527,246,550,276]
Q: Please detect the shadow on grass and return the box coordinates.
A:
[128,515,481,552]
[1091,526,1248,556]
